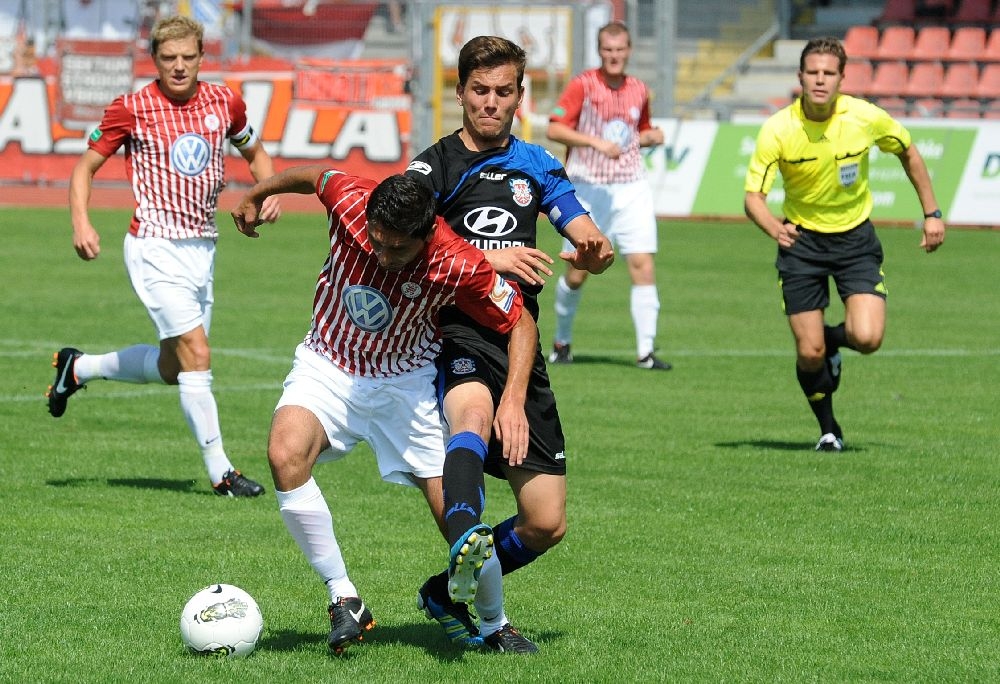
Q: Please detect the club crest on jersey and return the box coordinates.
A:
[401,281,422,299]
[450,357,476,375]
[170,133,211,176]
[203,113,220,131]
[509,178,532,207]
[342,285,394,332]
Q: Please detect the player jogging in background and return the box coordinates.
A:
[744,36,945,451]
[47,15,281,496]
[231,168,535,655]
[546,21,671,370]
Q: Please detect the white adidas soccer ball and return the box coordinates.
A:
[179,584,263,657]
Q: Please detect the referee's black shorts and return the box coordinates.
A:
[776,219,886,315]
[438,329,567,480]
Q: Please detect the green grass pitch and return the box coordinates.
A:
[1,205,997,682]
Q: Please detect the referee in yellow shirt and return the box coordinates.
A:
[744,36,945,451]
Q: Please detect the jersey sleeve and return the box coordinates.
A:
[452,250,523,335]
[549,75,585,126]
[744,117,782,194]
[87,96,131,158]
[870,105,911,154]
[225,89,258,150]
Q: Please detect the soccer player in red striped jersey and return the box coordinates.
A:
[48,16,280,497]
[547,21,671,371]
[231,167,537,655]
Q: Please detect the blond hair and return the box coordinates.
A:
[149,16,204,56]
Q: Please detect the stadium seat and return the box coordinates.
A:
[910,97,946,117]
[983,99,1000,118]
[904,61,945,98]
[843,25,881,61]
[867,61,910,98]
[842,60,874,96]
[945,97,983,117]
[938,61,980,98]
[947,0,992,26]
[976,62,1000,98]
[945,26,987,61]
[876,0,917,26]
[912,26,951,62]
[983,30,1000,62]
[875,96,909,117]
[877,25,917,61]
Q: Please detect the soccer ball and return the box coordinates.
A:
[179,584,263,657]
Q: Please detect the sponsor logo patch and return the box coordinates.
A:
[342,285,394,332]
[170,133,211,176]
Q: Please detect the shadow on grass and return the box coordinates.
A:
[547,353,636,368]
[257,623,473,662]
[46,476,201,493]
[715,439,863,453]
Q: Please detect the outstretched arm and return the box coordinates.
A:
[239,139,282,224]
[561,214,615,274]
[232,164,328,237]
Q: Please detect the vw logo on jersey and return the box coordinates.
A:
[170,133,211,177]
[342,285,394,332]
[602,119,632,148]
[464,206,517,238]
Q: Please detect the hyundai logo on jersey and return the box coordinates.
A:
[170,133,211,176]
[342,285,394,332]
[463,206,517,237]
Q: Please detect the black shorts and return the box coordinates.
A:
[437,324,566,480]
[776,219,887,315]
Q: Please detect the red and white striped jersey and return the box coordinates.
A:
[88,80,258,240]
[550,68,653,184]
[305,170,523,378]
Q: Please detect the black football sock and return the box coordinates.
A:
[443,431,487,548]
[492,515,543,576]
[797,363,840,437]
[824,322,849,354]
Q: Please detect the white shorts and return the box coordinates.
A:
[275,344,445,487]
[565,178,658,256]
[124,234,215,340]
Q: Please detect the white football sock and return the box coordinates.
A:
[631,284,660,359]
[277,479,357,601]
[473,553,507,637]
[553,275,583,345]
[74,344,163,384]
[177,370,233,483]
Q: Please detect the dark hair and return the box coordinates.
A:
[366,175,437,240]
[150,15,204,56]
[457,36,527,89]
[799,37,847,73]
[597,21,631,48]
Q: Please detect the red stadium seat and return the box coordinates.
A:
[867,61,910,98]
[875,96,909,117]
[878,25,917,61]
[938,62,980,98]
[912,26,951,62]
[945,27,987,61]
[904,61,945,98]
[842,60,874,96]
[843,25,881,61]
[983,30,1000,63]
[910,97,946,117]
[876,0,917,25]
[945,98,983,117]
[976,63,1000,98]
[982,99,1000,118]
[948,0,992,26]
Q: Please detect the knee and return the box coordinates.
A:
[851,334,883,355]
[517,517,566,552]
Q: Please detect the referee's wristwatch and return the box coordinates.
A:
[923,209,942,219]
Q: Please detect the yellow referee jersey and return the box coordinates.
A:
[744,94,911,233]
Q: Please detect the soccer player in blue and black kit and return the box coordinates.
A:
[406,36,614,653]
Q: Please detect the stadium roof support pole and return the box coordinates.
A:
[653,0,676,117]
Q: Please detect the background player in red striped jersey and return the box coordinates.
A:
[231,168,537,655]
[47,16,280,497]
[547,21,671,371]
